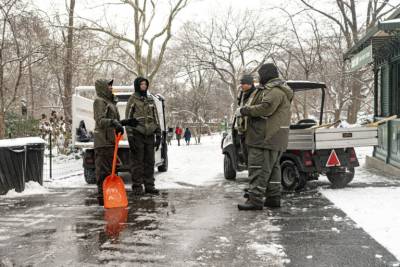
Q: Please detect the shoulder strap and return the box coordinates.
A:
[246,88,259,107]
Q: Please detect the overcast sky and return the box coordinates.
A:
[31,0,297,33]
[30,0,400,45]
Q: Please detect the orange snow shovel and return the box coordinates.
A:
[103,132,128,209]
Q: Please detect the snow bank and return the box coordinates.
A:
[0,137,45,147]
[321,187,400,261]
[0,181,49,198]
[248,242,286,257]
[156,134,224,189]
[338,120,361,128]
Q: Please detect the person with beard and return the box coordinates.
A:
[236,64,293,211]
[125,77,161,195]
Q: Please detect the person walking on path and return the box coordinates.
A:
[184,127,192,145]
[175,126,183,146]
[167,127,173,145]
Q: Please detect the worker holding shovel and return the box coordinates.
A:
[93,79,138,206]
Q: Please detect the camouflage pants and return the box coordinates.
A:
[248,147,282,203]
[128,133,155,188]
[95,147,114,196]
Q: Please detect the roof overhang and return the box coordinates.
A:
[345,9,400,70]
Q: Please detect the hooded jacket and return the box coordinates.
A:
[125,77,161,136]
[93,79,120,148]
[240,78,293,151]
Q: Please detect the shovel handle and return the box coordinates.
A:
[111,132,123,177]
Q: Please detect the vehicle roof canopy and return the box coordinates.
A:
[286,81,326,91]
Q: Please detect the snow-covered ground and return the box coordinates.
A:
[321,146,400,261]
[0,181,50,198]
[156,134,224,189]
[322,187,400,261]
[2,134,225,196]
[2,133,399,262]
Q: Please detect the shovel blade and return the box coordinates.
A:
[103,175,128,208]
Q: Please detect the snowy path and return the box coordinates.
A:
[320,146,400,262]
[0,136,399,266]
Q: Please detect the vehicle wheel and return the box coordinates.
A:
[224,153,236,180]
[158,151,168,172]
[326,167,355,189]
[281,160,307,191]
[84,168,96,184]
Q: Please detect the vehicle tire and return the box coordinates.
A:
[224,153,236,180]
[158,151,168,172]
[84,168,96,184]
[326,167,355,189]
[281,160,307,191]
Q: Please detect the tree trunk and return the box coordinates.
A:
[347,74,362,124]
[303,92,308,119]
[63,0,75,131]
[334,109,341,122]
[0,110,5,138]
[28,57,34,117]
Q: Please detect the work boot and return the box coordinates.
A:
[264,196,281,208]
[145,187,159,195]
[132,185,144,196]
[243,188,249,199]
[238,200,263,210]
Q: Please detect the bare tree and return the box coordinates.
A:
[179,9,276,112]
[0,0,27,138]
[299,0,400,123]
[272,9,322,119]
[62,0,75,130]
[77,0,189,84]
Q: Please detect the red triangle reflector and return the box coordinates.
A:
[326,149,341,167]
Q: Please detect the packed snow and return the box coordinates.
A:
[1,134,224,197]
[321,146,400,261]
[0,137,45,147]
[156,134,224,189]
[322,187,400,260]
[0,181,49,198]
[2,133,400,264]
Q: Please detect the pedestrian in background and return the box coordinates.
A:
[184,127,192,145]
[175,126,183,146]
[167,127,173,145]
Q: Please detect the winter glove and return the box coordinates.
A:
[111,119,124,135]
[155,134,161,151]
[235,108,243,117]
[120,118,139,127]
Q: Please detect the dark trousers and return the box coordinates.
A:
[128,133,155,188]
[95,147,114,196]
[248,147,282,204]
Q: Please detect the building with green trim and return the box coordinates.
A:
[345,8,400,175]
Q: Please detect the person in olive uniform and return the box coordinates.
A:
[93,79,125,206]
[236,64,293,210]
[236,74,257,165]
[125,77,161,195]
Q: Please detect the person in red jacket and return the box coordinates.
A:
[175,126,183,146]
